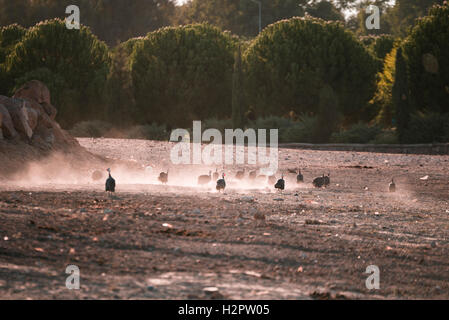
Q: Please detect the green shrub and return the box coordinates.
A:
[125,123,169,141]
[331,123,382,144]
[402,3,449,114]
[369,130,399,144]
[6,19,110,127]
[402,112,449,143]
[203,118,234,134]
[247,115,320,143]
[244,17,378,123]
[281,115,319,143]
[131,23,237,127]
[70,121,113,138]
[372,47,397,126]
[0,24,26,95]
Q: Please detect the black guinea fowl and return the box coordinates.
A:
[105,168,116,195]
[216,173,226,192]
[313,174,325,188]
[158,170,169,184]
[275,174,285,192]
[297,169,304,183]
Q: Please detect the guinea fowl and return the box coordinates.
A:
[275,174,285,192]
[198,171,212,185]
[235,169,245,180]
[389,178,396,192]
[313,174,325,188]
[296,169,304,183]
[216,173,226,192]
[158,169,169,184]
[324,173,330,187]
[105,168,116,195]
[213,169,219,181]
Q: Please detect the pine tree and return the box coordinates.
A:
[393,47,410,142]
[232,46,244,129]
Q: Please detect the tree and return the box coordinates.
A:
[6,19,110,127]
[0,0,176,46]
[244,17,378,124]
[402,2,449,115]
[177,0,307,37]
[131,23,237,127]
[392,47,410,142]
[372,47,397,126]
[232,46,244,128]
[385,0,445,37]
[0,24,26,96]
[105,41,140,127]
[306,0,344,22]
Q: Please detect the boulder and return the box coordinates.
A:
[22,98,53,129]
[0,111,3,140]
[0,96,33,139]
[13,80,57,119]
[0,103,19,139]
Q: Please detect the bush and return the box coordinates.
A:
[0,24,26,96]
[6,19,110,127]
[131,23,237,127]
[125,123,169,141]
[244,17,378,123]
[371,47,397,126]
[281,116,319,143]
[70,121,113,138]
[331,123,382,144]
[402,112,449,143]
[360,34,396,62]
[247,115,320,143]
[402,3,449,114]
[369,130,399,144]
[203,118,234,135]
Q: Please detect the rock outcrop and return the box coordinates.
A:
[0,80,79,149]
[0,103,18,139]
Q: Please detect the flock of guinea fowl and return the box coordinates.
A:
[104,166,397,195]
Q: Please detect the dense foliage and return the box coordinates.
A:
[5,19,110,127]
[402,3,449,115]
[244,17,378,124]
[131,23,237,127]
[0,1,447,143]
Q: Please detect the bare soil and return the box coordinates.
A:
[0,138,448,300]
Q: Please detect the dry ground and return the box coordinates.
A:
[0,138,448,299]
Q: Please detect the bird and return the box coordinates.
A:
[275,174,285,192]
[249,170,257,180]
[268,174,277,185]
[105,168,116,196]
[296,169,304,183]
[389,178,396,192]
[313,174,325,188]
[213,169,219,181]
[198,171,212,185]
[324,173,330,187]
[235,169,245,180]
[216,173,226,192]
[158,169,169,184]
